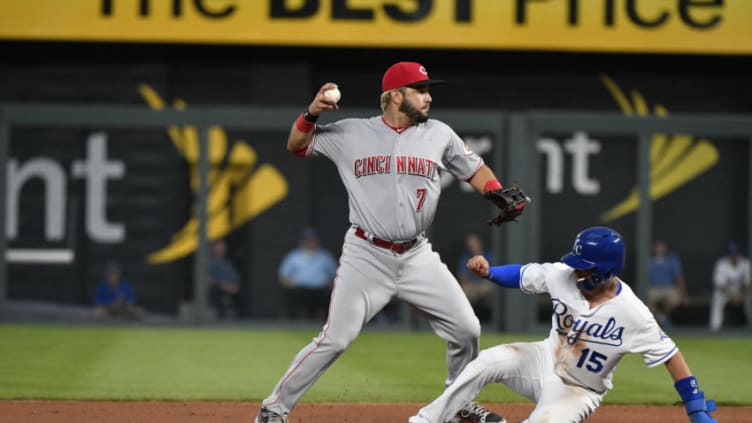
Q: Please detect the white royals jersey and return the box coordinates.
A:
[307,116,483,241]
[520,262,678,393]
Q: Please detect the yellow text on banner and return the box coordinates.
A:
[0,1,750,55]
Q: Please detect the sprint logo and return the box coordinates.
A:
[598,75,719,223]
[139,84,288,263]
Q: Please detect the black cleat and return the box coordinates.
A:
[449,401,506,423]
[254,407,288,423]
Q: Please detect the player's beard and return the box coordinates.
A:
[400,99,429,124]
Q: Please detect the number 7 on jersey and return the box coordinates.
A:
[416,188,427,211]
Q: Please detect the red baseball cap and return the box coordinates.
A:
[381,62,445,92]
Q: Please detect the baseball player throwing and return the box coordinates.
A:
[409,227,718,423]
[254,62,526,423]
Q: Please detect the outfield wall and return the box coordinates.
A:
[1,43,750,328]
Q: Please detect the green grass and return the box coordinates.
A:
[0,324,749,405]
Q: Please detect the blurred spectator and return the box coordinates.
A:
[709,242,751,331]
[93,261,144,320]
[278,227,337,320]
[647,240,687,327]
[209,238,241,319]
[456,232,495,321]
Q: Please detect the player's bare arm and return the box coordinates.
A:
[664,351,693,381]
[287,82,340,153]
[466,165,499,193]
[466,255,490,278]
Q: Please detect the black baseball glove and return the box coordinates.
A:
[484,185,530,226]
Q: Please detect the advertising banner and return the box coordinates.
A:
[1,0,750,54]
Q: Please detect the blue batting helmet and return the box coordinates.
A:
[560,227,625,291]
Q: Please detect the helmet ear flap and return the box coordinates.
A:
[577,267,614,292]
[597,267,613,284]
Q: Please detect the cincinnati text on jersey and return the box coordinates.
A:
[353,155,438,179]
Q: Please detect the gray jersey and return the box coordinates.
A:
[306,116,483,241]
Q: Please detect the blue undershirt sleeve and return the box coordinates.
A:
[486,264,522,289]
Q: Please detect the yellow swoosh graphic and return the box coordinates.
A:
[598,75,719,223]
[600,139,718,222]
[233,164,288,226]
[600,75,634,116]
[652,134,691,179]
[146,164,288,263]
[138,84,288,263]
[630,90,649,115]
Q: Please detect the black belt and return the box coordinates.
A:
[354,227,418,254]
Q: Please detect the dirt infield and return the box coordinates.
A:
[0,401,748,423]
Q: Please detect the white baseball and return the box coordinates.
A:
[324,87,341,103]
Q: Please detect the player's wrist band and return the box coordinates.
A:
[303,109,319,122]
[482,179,502,193]
[295,112,316,132]
[675,376,702,401]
